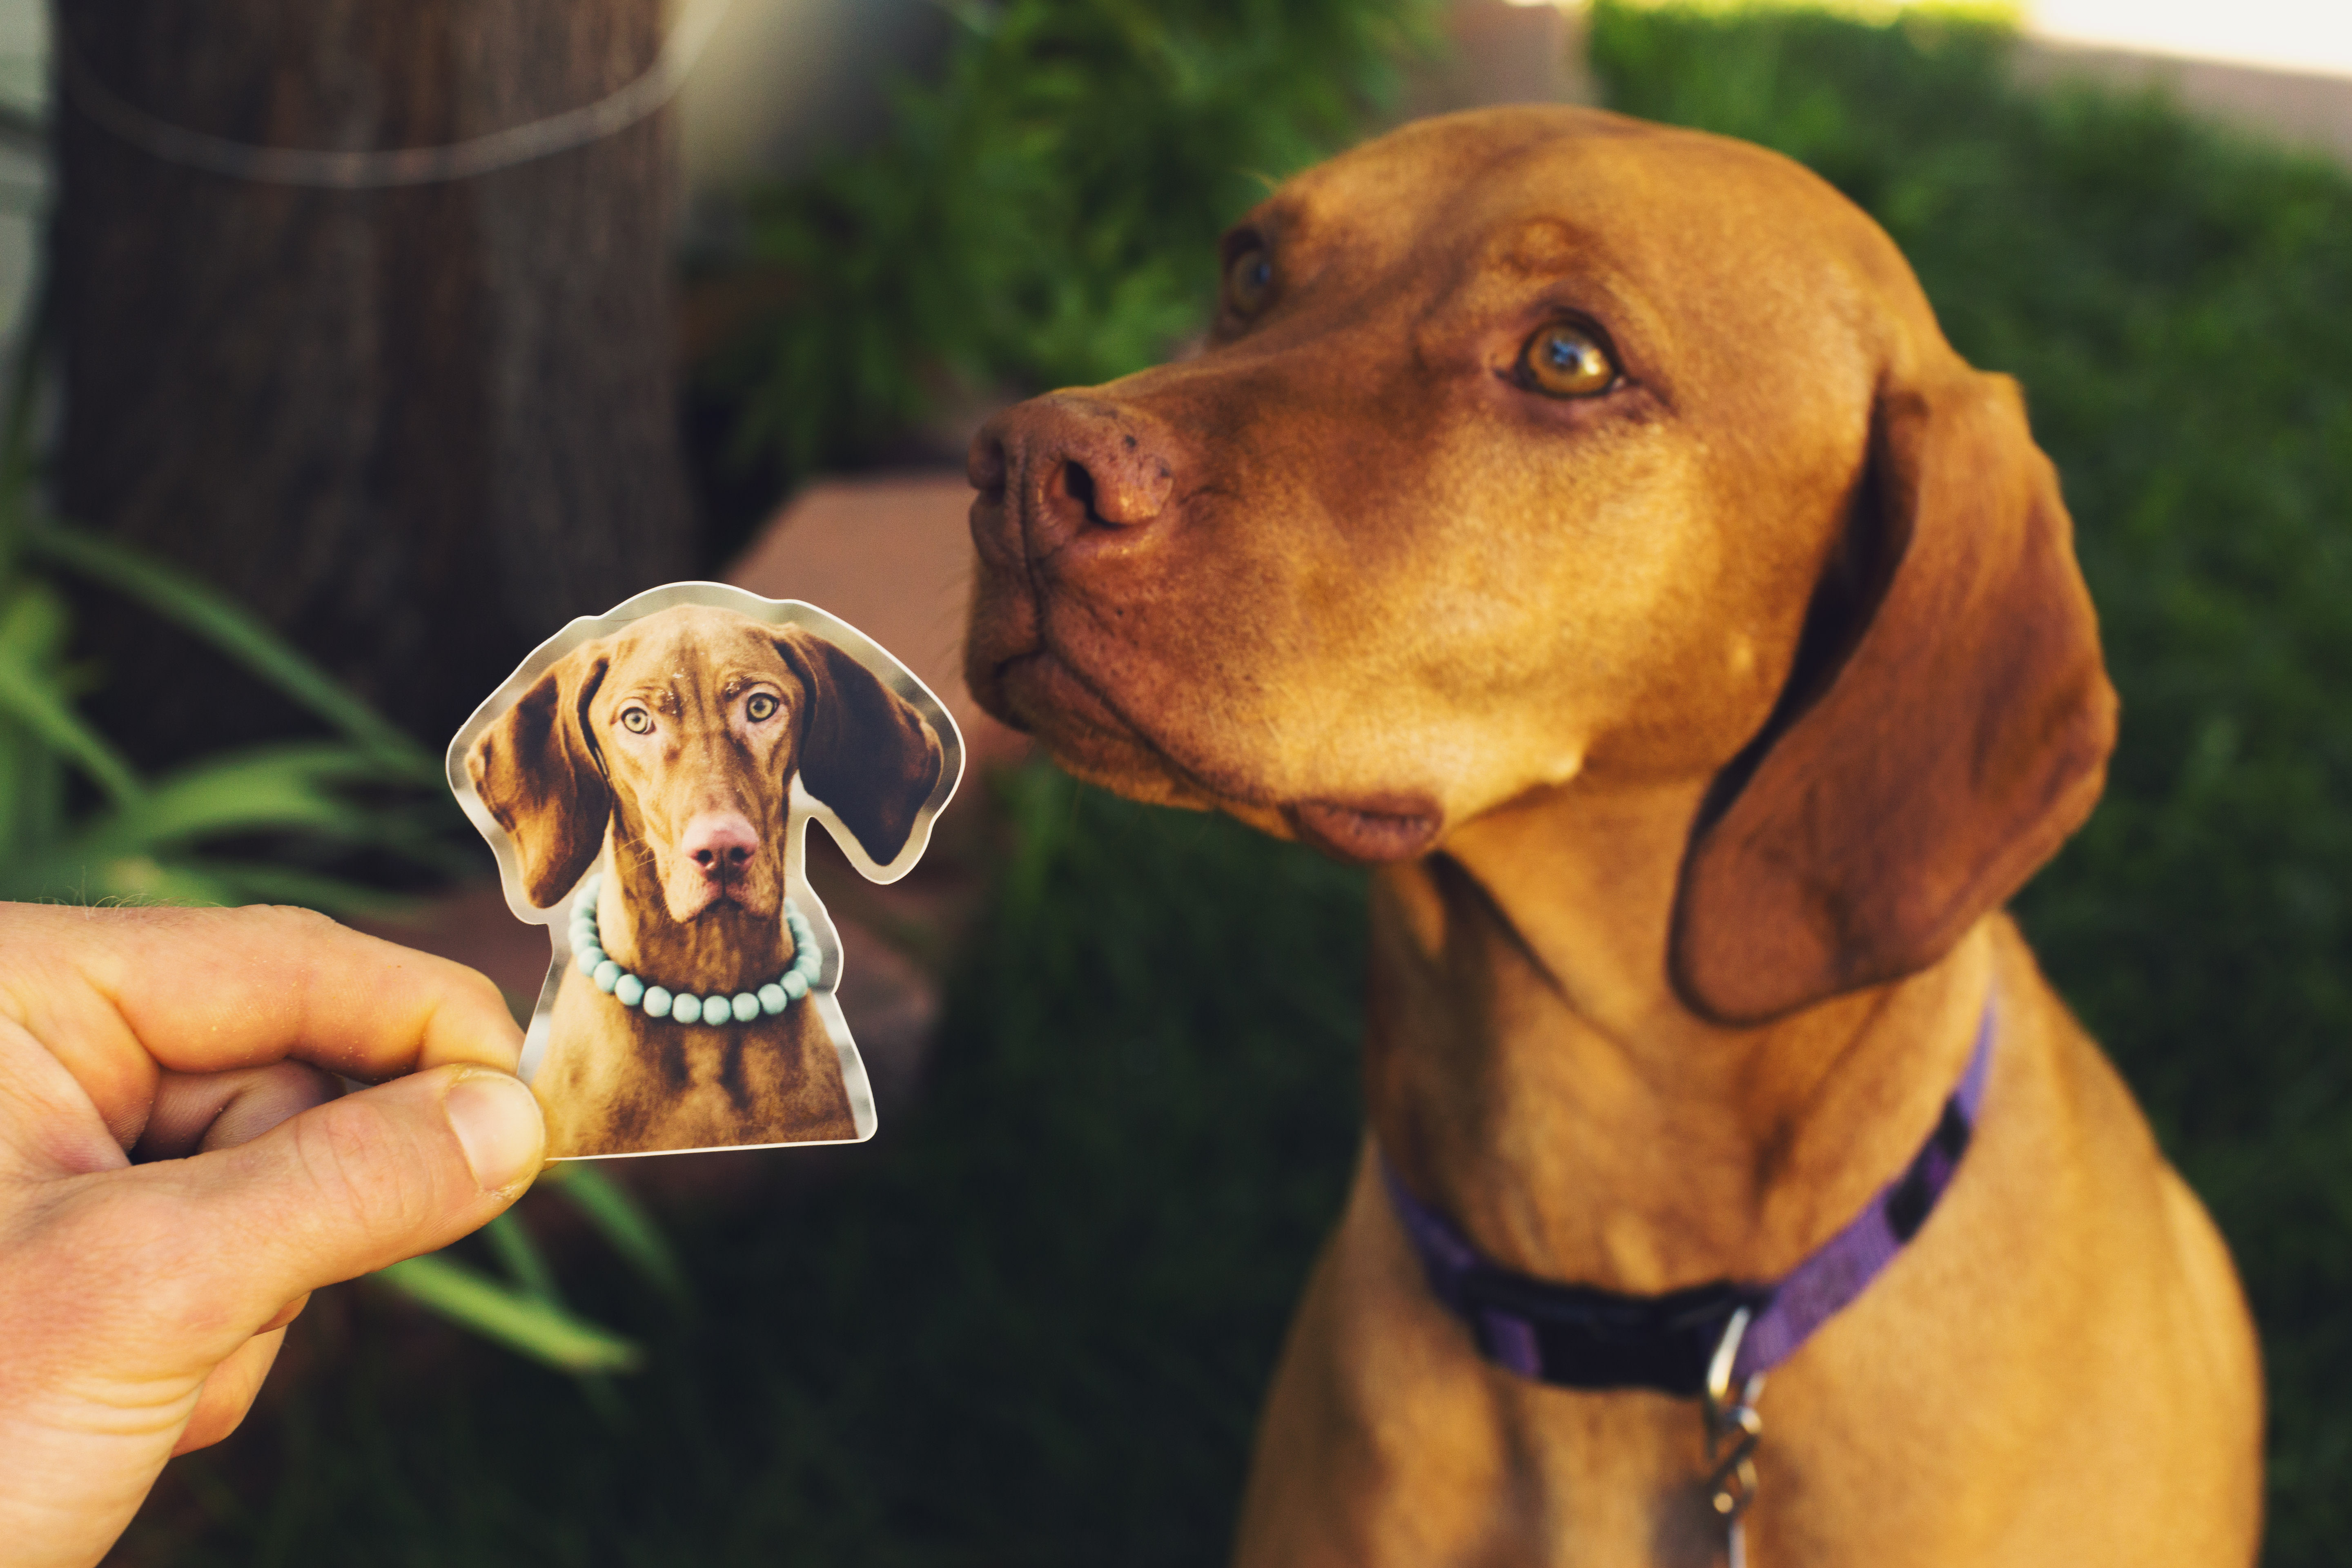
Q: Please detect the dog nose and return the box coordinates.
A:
[681,812,760,879]
[971,394,1180,557]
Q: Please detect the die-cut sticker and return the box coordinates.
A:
[448,582,963,1159]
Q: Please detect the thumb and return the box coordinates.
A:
[162,1064,545,1330]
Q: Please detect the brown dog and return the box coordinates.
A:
[467,604,945,1157]
[966,107,2261,1564]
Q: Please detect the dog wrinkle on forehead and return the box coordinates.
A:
[1443,214,1626,301]
[607,617,788,684]
[639,614,746,663]
[1413,216,1670,372]
[1474,134,1884,316]
[1251,119,1577,291]
[1287,106,1613,222]
[1495,216,1585,278]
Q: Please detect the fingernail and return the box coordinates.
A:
[443,1071,544,1192]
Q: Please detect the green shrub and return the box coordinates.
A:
[715,0,1444,481]
[1589,3,2352,1557]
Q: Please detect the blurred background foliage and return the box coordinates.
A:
[698,0,1445,542]
[98,1,2352,1564]
[0,515,458,911]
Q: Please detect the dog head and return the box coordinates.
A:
[468,605,945,920]
[965,106,2113,1022]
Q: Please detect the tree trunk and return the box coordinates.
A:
[54,0,693,764]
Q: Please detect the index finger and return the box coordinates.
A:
[0,902,525,1145]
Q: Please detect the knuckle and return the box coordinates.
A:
[244,902,343,935]
[244,905,349,979]
[449,962,511,1019]
[425,968,526,1070]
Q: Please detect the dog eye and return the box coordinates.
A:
[746,692,778,722]
[1225,245,1274,316]
[1520,323,1616,398]
[620,706,652,734]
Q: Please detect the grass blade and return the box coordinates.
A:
[372,1254,641,1374]
[542,1163,693,1308]
[0,588,143,804]
[73,744,386,851]
[0,652,143,805]
[482,1212,561,1302]
[22,522,438,778]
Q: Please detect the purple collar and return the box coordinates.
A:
[1381,1001,1996,1398]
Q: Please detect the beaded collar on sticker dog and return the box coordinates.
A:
[568,871,821,1027]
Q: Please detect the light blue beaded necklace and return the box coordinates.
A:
[569,871,821,1027]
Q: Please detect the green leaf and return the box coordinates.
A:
[21,523,438,780]
[372,1255,641,1374]
[0,587,143,804]
[482,1212,562,1303]
[714,0,1445,487]
[71,744,390,853]
[543,1162,694,1309]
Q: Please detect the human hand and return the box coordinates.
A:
[0,902,544,1568]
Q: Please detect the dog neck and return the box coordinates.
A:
[593,831,797,998]
[1365,774,1992,1296]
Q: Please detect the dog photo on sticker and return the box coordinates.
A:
[448,582,964,1159]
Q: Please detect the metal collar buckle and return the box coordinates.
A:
[1704,1306,1766,1568]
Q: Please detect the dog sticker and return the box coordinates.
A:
[448,582,964,1159]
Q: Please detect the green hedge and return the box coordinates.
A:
[1589,5,2352,1557]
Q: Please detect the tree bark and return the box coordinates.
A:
[55,0,693,763]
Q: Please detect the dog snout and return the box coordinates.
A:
[681,811,761,881]
[971,395,1180,561]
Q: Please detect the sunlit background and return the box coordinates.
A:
[2027,0,2352,77]
[1510,0,2352,78]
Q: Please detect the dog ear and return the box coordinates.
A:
[466,645,612,909]
[1670,370,2117,1025]
[774,626,946,866]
